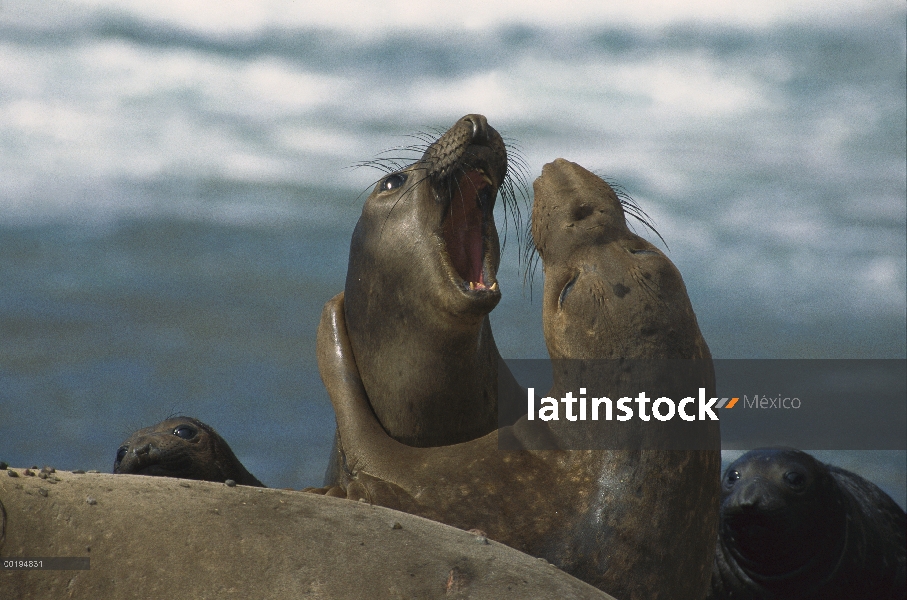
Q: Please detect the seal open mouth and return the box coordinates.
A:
[441,168,497,292]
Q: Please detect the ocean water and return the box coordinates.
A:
[0,1,904,506]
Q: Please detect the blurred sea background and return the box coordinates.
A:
[0,0,904,506]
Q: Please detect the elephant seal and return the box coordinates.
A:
[114,417,264,487]
[340,114,524,451]
[709,447,907,600]
[312,158,720,599]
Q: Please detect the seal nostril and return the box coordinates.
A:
[134,443,151,456]
[461,114,489,144]
[612,283,630,298]
[572,204,594,221]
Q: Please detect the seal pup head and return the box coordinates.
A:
[532,158,710,361]
[114,417,264,487]
[341,114,525,447]
[719,448,846,581]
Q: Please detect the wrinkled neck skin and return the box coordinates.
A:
[345,247,504,446]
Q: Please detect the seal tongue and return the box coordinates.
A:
[442,170,487,289]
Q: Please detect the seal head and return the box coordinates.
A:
[114,417,264,487]
[533,158,710,361]
[720,448,845,579]
[343,114,519,447]
[711,447,907,600]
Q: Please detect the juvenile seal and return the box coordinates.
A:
[709,447,906,600]
[114,417,264,487]
[340,114,524,451]
[313,158,720,599]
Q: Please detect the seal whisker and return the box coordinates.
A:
[594,173,668,250]
[375,145,431,157]
[499,176,528,256]
[522,230,541,298]
[350,159,408,173]
[351,158,418,170]
[402,131,439,146]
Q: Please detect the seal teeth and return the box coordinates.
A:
[467,281,497,292]
[475,168,494,187]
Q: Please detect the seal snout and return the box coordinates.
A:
[460,114,490,145]
[417,114,506,296]
[133,442,152,457]
[532,159,629,256]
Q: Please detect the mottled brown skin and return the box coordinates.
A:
[709,448,907,600]
[313,159,720,599]
[532,159,721,597]
[114,417,264,487]
[341,114,522,453]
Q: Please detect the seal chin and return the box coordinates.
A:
[723,509,796,568]
[128,464,170,477]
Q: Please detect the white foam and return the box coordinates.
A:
[55,0,904,34]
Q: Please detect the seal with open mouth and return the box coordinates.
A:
[114,417,264,487]
[339,114,524,451]
[312,158,719,599]
[709,447,906,600]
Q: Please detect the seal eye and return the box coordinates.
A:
[173,425,198,440]
[115,446,127,463]
[381,173,407,192]
[726,470,741,485]
[783,471,806,489]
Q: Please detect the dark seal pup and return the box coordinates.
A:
[709,447,906,600]
[341,113,524,450]
[312,158,720,599]
[114,417,264,487]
